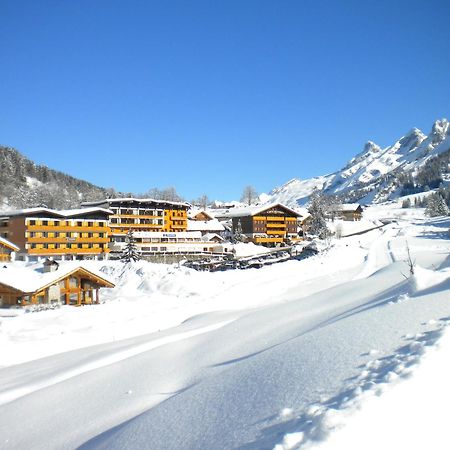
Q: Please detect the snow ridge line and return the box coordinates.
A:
[0,319,234,407]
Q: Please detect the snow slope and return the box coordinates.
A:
[265,118,450,207]
[0,207,449,450]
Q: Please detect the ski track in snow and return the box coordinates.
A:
[0,319,234,407]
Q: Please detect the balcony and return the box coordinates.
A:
[27,225,109,233]
[27,237,109,243]
[28,248,110,255]
[266,230,286,235]
[266,222,286,228]
[254,237,284,243]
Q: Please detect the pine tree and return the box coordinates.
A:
[402,198,411,208]
[307,189,331,239]
[425,193,449,217]
[232,219,245,243]
[121,230,141,263]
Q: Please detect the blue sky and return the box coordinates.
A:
[1,0,449,201]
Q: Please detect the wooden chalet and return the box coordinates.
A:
[0,263,115,308]
[214,203,301,246]
[0,237,19,262]
[187,210,225,236]
[329,204,363,221]
[191,210,215,222]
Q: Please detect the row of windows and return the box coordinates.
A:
[111,208,165,216]
[139,246,210,252]
[27,219,107,227]
[169,211,186,217]
[114,237,201,243]
[28,243,108,250]
[110,218,164,225]
[27,232,106,238]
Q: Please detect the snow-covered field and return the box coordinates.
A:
[0,203,449,450]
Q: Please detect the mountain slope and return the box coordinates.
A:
[0,146,118,209]
[266,118,450,207]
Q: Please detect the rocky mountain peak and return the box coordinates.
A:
[431,119,450,142]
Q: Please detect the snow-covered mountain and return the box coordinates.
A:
[266,118,450,207]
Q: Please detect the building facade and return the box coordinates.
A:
[82,198,195,256]
[0,207,111,261]
[116,231,232,256]
[213,203,301,246]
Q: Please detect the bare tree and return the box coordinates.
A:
[240,185,258,205]
[196,194,209,209]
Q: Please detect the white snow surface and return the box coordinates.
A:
[0,204,449,450]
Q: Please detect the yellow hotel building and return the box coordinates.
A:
[0,207,112,261]
[81,198,189,247]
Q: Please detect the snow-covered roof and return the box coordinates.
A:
[331,203,363,212]
[188,209,216,220]
[201,233,224,242]
[211,203,301,219]
[0,263,114,293]
[81,198,191,208]
[0,207,113,218]
[0,207,58,218]
[0,236,19,251]
[187,219,225,232]
[56,207,113,216]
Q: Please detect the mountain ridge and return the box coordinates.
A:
[265,118,450,207]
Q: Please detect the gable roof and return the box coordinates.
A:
[0,237,20,252]
[0,263,115,294]
[330,203,363,212]
[201,233,225,242]
[188,209,216,220]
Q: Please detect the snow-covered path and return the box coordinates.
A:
[0,214,449,450]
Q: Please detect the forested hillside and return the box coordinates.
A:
[0,146,185,210]
[0,146,117,209]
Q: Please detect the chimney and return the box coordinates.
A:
[43,258,59,273]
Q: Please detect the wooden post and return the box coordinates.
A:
[65,278,70,305]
